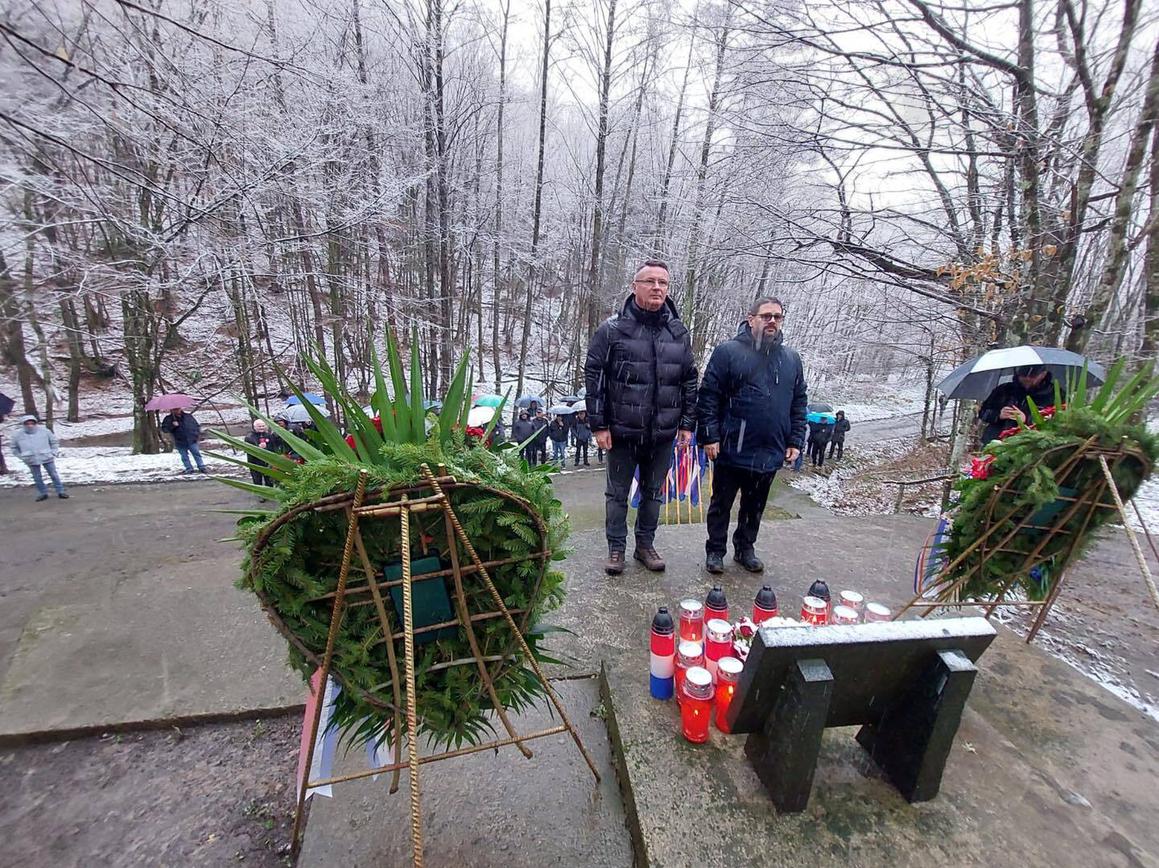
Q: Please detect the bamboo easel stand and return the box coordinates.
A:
[289,466,600,867]
[898,445,1159,643]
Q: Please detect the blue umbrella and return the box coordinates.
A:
[515,395,544,408]
[286,392,327,406]
[423,399,443,411]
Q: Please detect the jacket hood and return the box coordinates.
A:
[619,294,682,321]
[19,414,37,424]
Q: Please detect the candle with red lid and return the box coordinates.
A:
[678,599,705,643]
[800,595,828,625]
[680,666,714,743]
[714,656,743,733]
[753,584,779,623]
[674,640,704,707]
[649,607,676,700]
[705,585,729,623]
[704,618,734,681]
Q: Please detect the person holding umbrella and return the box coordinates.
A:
[572,410,592,467]
[548,414,569,467]
[160,404,207,474]
[11,415,69,500]
[978,365,1063,443]
[244,419,281,487]
[512,410,537,465]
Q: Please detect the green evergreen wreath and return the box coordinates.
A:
[937,362,1159,602]
[209,333,568,751]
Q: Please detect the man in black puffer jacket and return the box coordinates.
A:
[698,297,807,575]
[584,260,698,576]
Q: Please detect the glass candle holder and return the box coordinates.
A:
[838,590,864,614]
[753,584,779,623]
[714,656,743,733]
[675,640,704,706]
[705,585,729,623]
[864,602,892,622]
[704,619,734,681]
[649,606,676,700]
[800,595,828,625]
[681,666,714,744]
[678,598,705,644]
[831,605,859,625]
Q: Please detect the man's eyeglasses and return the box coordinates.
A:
[633,279,669,288]
[754,312,784,322]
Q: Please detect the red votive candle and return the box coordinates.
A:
[753,584,779,623]
[704,619,734,681]
[705,585,729,623]
[714,656,743,733]
[681,666,714,743]
[864,602,892,622]
[675,640,704,707]
[838,590,864,614]
[801,595,828,625]
[678,599,705,644]
[831,605,859,625]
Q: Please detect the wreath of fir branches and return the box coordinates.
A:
[937,362,1159,602]
[208,332,568,751]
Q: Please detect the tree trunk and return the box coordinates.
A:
[517,0,552,399]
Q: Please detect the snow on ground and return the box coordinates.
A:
[808,378,928,423]
[993,603,1159,724]
[45,404,254,441]
[0,442,244,488]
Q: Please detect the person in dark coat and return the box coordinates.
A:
[698,297,806,574]
[978,365,1063,443]
[548,416,569,466]
[160,406,207,473]
[532,410,550,464]
[807,418,831,468]
[512,410,537,465]
[243,418,281,486]
[572,411,592,467]
[828,410,850,460]
[584,260,698,575]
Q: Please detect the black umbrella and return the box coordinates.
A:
[0,392,13,419]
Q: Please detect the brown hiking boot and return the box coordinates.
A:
[633,546,666,572]
[605,550,626,575]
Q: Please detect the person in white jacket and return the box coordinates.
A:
[11,415,69,501]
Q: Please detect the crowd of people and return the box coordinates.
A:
[511,403,598,469]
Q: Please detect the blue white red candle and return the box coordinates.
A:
[649,606,676,700]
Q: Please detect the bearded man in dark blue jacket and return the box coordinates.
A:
[697,297,807,574]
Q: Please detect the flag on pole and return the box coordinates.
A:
[297,671,341,800]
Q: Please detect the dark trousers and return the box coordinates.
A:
[605,439,673,552]
[827,438,845,460]
[249,466,274,487]
[706,463,776,557]
[522,445,539,466]
[809,439,828,467]
[574,441,589,465]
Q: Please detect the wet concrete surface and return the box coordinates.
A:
[545,524,1159,867]
[0,482,302,739]
[298,678,631,868]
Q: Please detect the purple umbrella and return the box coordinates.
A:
[145,393,195,411]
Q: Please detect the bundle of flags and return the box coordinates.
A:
[297,671,394,800]
[628,433,709,513]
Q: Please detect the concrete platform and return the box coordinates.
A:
[0,484,302,741]
[297,678,631,868]
[548,523,1159,867]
